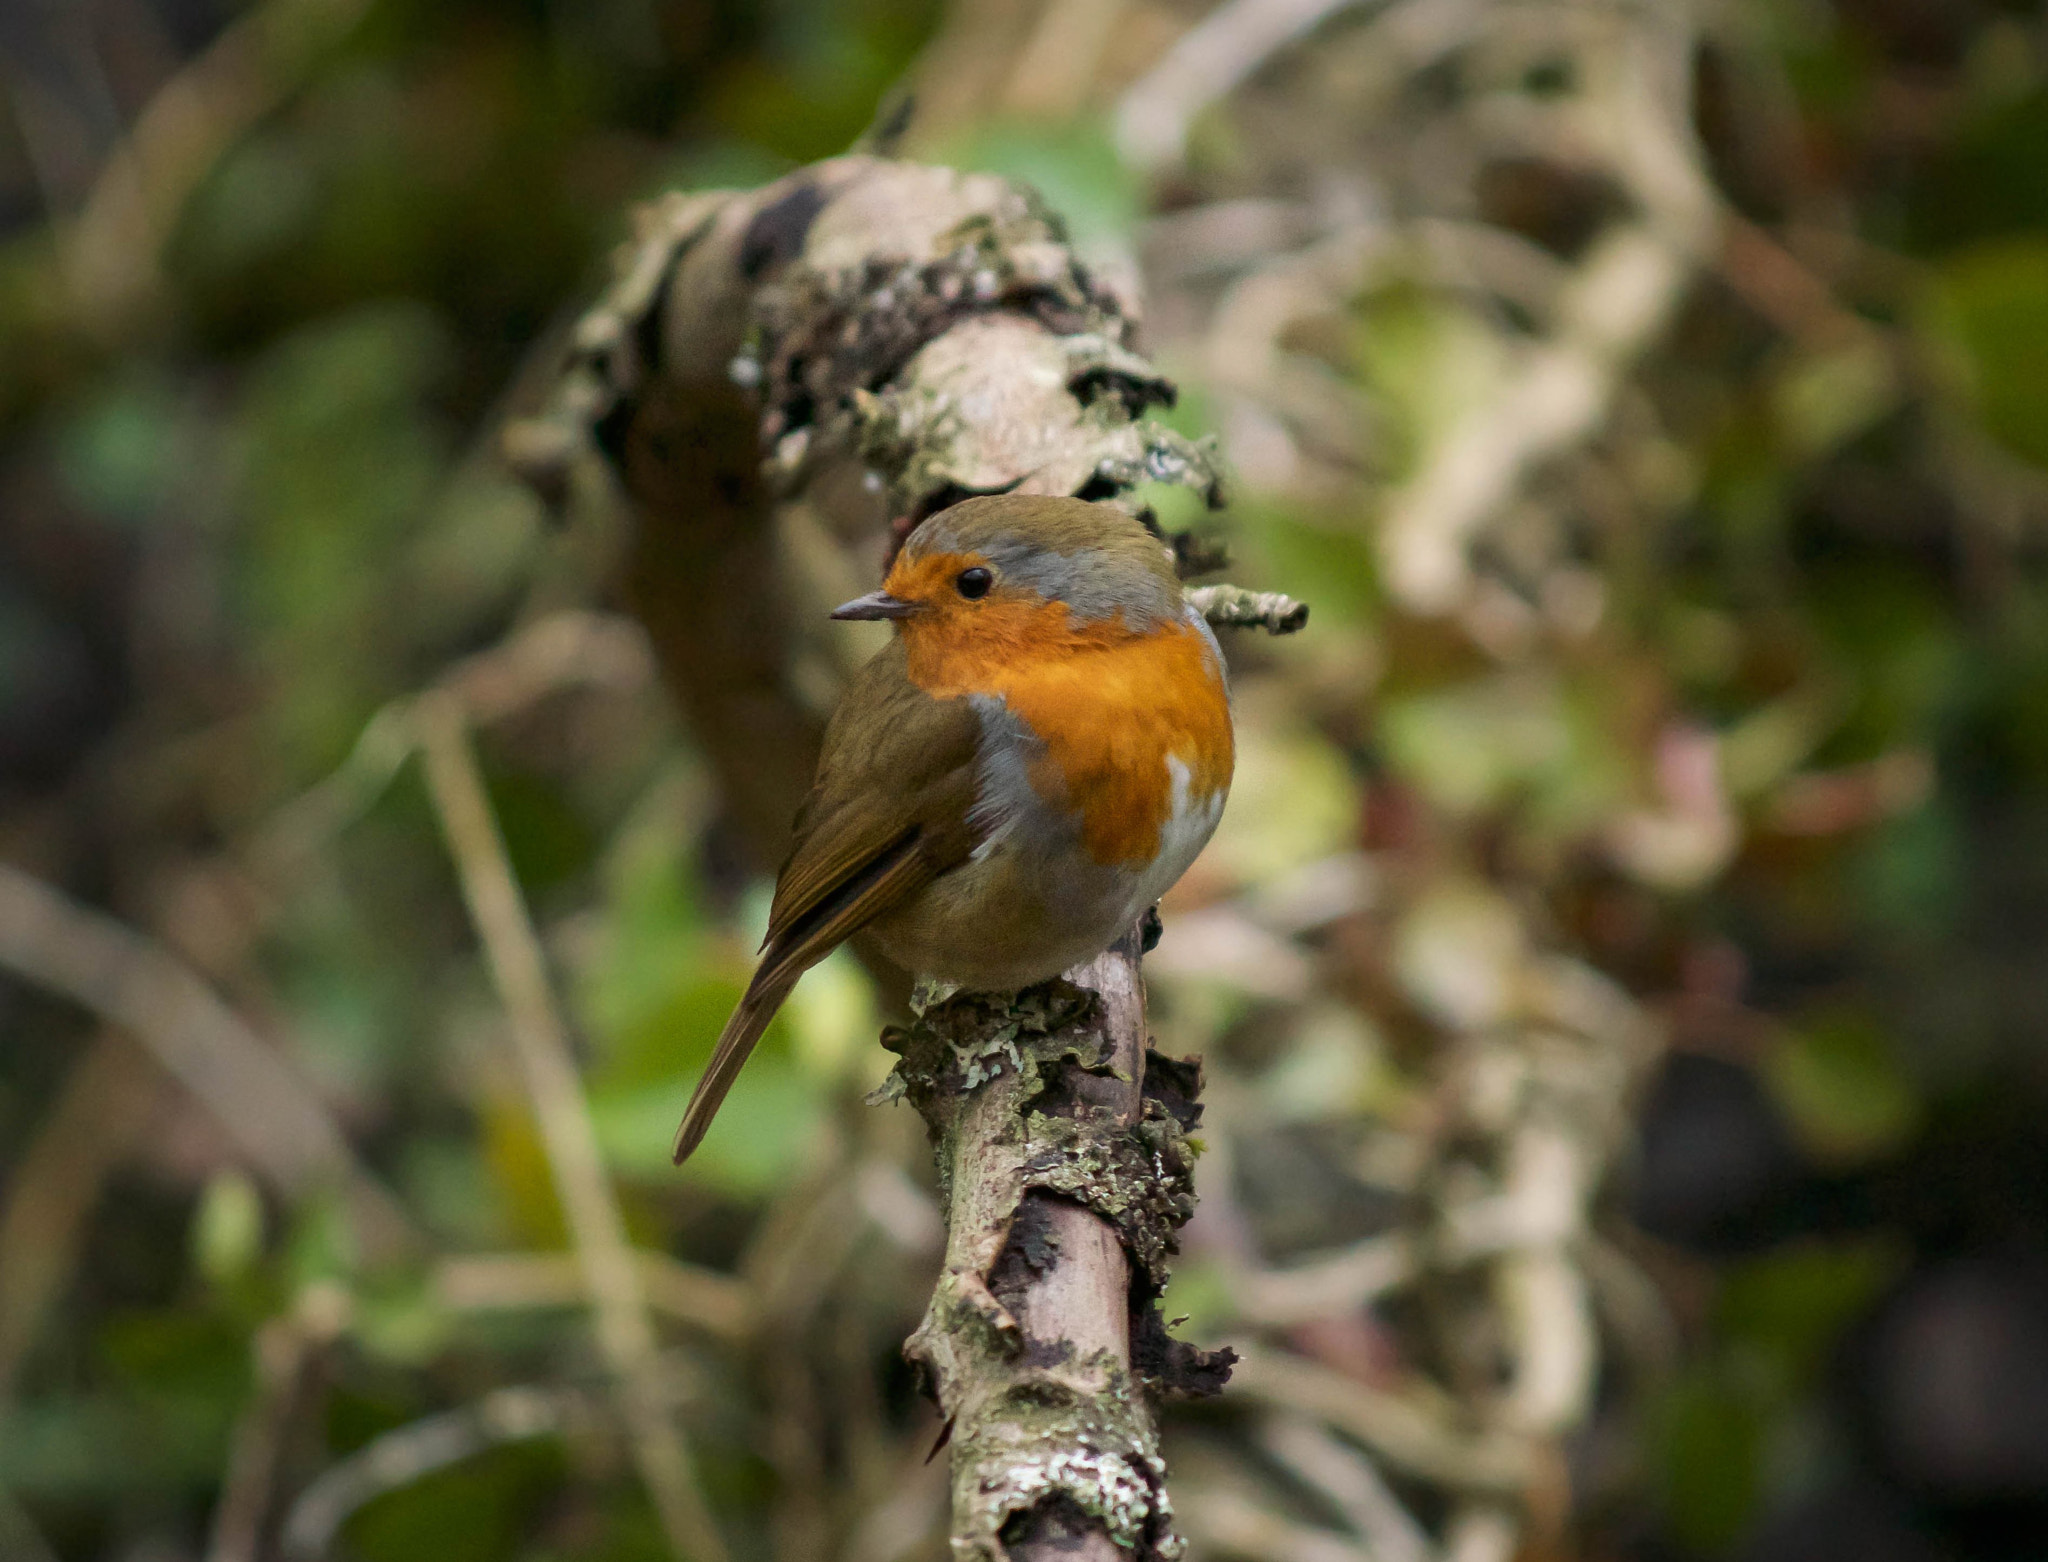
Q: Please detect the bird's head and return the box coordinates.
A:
[830,495,1183,651]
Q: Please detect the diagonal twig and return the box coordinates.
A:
[281,1385,592,1561]
[205,1289,349,1562]
[414,692,728,1562]
[434,1250,754,1343]
[0,1032,161,1398]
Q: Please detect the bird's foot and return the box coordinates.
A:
[1141,904,1163,953]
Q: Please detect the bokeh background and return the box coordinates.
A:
[6,1,2048,1559]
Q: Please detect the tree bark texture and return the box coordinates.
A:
[511,156,1265,1560]
[881,934,1230,1560]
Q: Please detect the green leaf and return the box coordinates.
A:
[1381,672,1590,818]
[52,374,187,524]
[1246,507,1380,629]
[589,1058,822,1192]
[1198,718,1360,881]
[1717,1240,1903,1388]
[1901,90,2048,252]
[1353,282,1511,479]
[285,1188,361,1288]
[1764,1011,1922,1166]
[1654,1368,1765,1554]
[192,1170,266,1289]
[1928,238,2048,468]
[1850,796,1965,939]
[1770,336,1900,460]
[345,1438,564,1562]
[0,1391,235,1499]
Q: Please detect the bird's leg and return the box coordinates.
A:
[1140,905,1163,953]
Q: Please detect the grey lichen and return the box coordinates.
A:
[965,1411,1184,1561]
[883,981,1100,1214]
[946,1351,1184,1562]
[745,200,1131,448]
[735,172,1223,521]
[956,1020,1027,1090]
[885,981,1101,1116]
[1019,1097,1195,1282]
[885,977,1227,1559]
[1185,583,1311,635]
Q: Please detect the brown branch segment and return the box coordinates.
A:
[880,933,1231,1560]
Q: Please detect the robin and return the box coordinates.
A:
[672,494,1235,1163]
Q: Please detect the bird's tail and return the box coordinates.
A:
[671,973,797,1164]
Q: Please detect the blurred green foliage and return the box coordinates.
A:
[6,1,2048,1560]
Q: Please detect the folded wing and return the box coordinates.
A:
[672,644,986,1162]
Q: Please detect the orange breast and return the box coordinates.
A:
[900,597,1233,866]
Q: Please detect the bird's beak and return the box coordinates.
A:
[831,591,921,621]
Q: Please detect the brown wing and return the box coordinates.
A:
[672,644,986,1163]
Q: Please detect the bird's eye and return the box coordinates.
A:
[955,567,993,600]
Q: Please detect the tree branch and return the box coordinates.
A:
[416,694,727,1562]
[882,935,1227,1559]
[511,155,1266,1558]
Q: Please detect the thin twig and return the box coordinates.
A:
[414,693,728,1562]
[1188,583,1311,634]
[281,1386,590,1561]
[1116,0,1376,171]
[0,1032,160,1397]
[1378,225,1694,613]
[206,1289,349,1562]
[65,0,380,327]
[435,1251,754,1343]
[1228,1347,1535,1494]
[1001,0,1131,119]
[1377,9,1716,613]
[1175,1488,1373,1562]
[1228,1233,1412,1326]
[1255,1415,1434,1562]
[247,610,652,880]
[1442,1503,1520,1562]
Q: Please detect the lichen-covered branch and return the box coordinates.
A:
[878,936,1229,1560]
[510,155,1269,1558]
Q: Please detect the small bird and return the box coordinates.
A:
[673,494,1234,1163]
